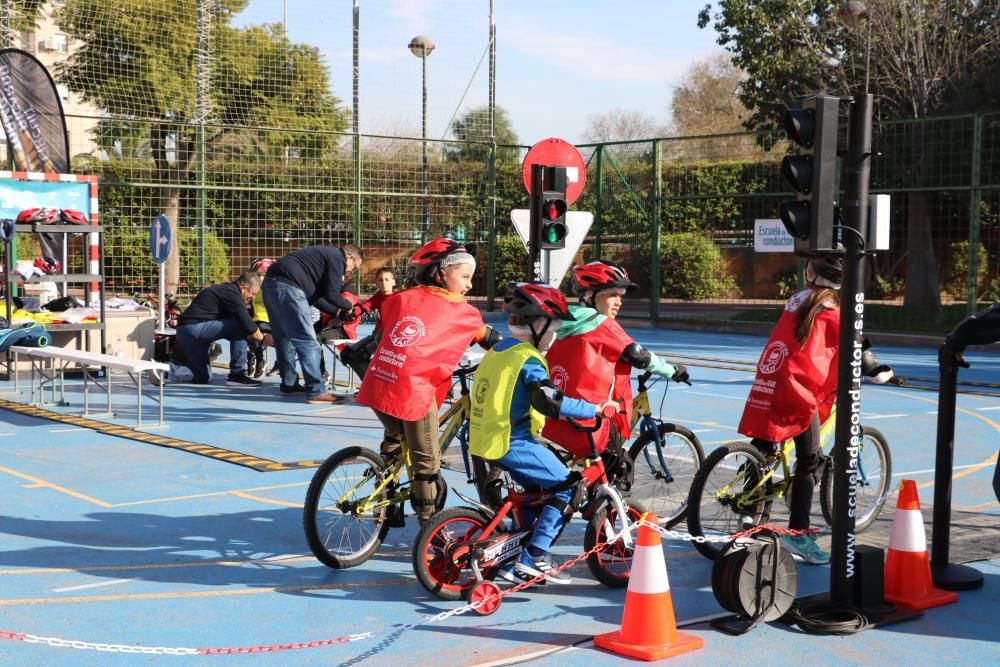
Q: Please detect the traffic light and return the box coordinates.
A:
[779,95,840,253]
[538,166,568,250]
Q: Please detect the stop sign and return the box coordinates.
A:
[521,138,587,205]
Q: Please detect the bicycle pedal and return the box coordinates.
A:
[386,504,406,528]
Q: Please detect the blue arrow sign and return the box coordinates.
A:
[150,214,172,264]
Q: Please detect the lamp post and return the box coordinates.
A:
[409,35,435,243]
[838,0,873,94]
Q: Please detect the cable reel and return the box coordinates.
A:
[710,530,798,635]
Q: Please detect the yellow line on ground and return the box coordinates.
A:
[0,465,309,509]
[916,449,999,491]
[0,577,409,606]
[964,500,999,512]
[228,491,303,508]
[0,555,317,576]
[0,465,111,507]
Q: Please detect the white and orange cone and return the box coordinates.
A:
[594,513,703,661]
[884,479,959,610]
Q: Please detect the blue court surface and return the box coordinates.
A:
[1,322,998,665]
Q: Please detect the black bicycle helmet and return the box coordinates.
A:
[807,254,843,286]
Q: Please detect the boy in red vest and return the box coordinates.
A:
[356,239,499,523]
[543,261,688,458]
[360,266,396,332]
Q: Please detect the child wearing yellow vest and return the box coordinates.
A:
[470,282,618,585]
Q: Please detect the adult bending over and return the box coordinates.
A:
[262,243,364,404]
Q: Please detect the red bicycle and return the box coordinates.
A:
[412,408,646,614]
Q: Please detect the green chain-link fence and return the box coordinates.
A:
[3,1,997,335]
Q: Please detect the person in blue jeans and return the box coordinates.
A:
[469,282,618,585]
[173,271,266,386]
[262,244,364,404]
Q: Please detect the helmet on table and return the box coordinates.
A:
[34,256,61,274]
[17,207,60,225]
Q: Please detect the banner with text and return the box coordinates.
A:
[754,219,794,253]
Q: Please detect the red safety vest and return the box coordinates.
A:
[542,317,633,456]
[738,294,840,442]
[356,287,484,421]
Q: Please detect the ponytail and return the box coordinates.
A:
[795,287,840,346]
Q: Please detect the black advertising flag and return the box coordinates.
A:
[0,47,70,173]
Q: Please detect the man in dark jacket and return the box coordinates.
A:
[174,271,266,386]
[262,243,364,403]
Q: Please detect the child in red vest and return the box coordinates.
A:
[738,255,842,564]
[356,239,499,523]
[360,266,396,332]
[543,261,688,458]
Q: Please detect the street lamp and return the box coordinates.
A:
[408,34,435,243]
[838,1,872,93]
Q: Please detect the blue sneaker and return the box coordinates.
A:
[781,534,830,565]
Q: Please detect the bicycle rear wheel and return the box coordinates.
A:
[303,446,392,569]
[820,426,892,532]
[628,421,704,528]
[686,442,772,560]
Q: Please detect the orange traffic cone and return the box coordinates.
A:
[594,513,703,661]
[884,479,959,610]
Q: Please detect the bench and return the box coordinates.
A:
[10,345,170,429]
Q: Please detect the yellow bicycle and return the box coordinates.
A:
[685,408,892,559]
[303,358,488,569]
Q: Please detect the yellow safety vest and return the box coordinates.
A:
[469,342,547,461]
[251,291,269,323]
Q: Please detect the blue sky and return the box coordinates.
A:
[236,1,722,145]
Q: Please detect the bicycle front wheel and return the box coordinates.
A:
[303,446,392,569]
[686,442,771,560]
[628,422,704,528]
[820,426,892,532]
[584,498,647,588]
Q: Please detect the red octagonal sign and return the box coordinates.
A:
[521,137,587,205]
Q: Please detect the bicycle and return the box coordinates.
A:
[303,354,491,569]
[411,409,646,612]
[685,407,892,559]
[624,371,705,528]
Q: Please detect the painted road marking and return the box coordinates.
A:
[50,427,89,433]
[692,429,715,433]
[0,432,15,436]
[976,406,1000,411]
[687,390,744,401]
[0,577,410,606]
[52,578,136,593]
[862,413,907,420]
[897,462,995,477]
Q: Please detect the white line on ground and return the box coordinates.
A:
[49,428,88,433]
[0,433,15,437]
[862,413,907,420]
[686,390,744,401]
[52,578,135,593]
[926,411,938,415]
[692,429,715,433]
[896,462,990,477]
[976,406,1000,411]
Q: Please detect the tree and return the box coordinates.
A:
[54,0,348,291]
[444,105,520,163]
[697,0,999,317]
[670,53,748,137]
[583,109,665,143]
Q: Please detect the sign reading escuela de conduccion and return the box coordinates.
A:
[754,219,794,253]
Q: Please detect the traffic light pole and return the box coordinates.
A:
[527,164,544,282]
[830,92,873,605]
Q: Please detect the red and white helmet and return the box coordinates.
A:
[34,256,61,274]
[571,260,637,297]
[503,282,575,321]
[17,207,60,225]
[249,257,275,274]
[407,238,468,286]
[60,209,89,225]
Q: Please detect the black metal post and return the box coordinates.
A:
[930,345,985,590]
[527,164,543,281]
[830,93,872,605]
